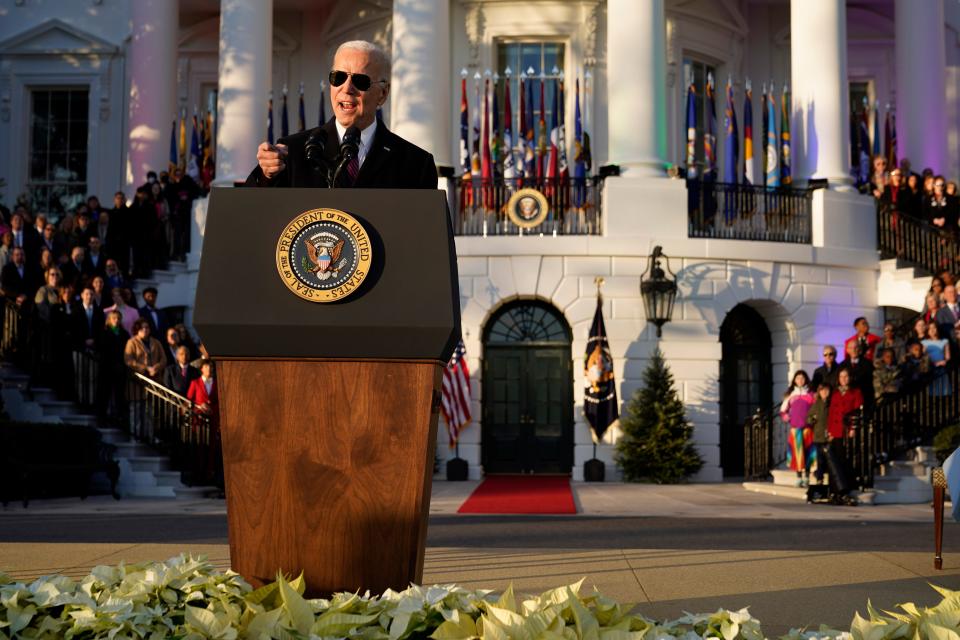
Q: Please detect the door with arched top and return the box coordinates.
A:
[482,300,573,474]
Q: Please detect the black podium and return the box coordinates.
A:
[193,187,460,597]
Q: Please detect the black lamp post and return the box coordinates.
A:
[640,246,678,338]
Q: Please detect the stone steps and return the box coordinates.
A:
[877,258,929,312]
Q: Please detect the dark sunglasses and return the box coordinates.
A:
[329,70,386,92]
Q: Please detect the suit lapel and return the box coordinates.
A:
[355,124,393,187]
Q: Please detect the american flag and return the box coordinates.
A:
[441,340,472,447]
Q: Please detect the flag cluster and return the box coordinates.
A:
[441,339,473,447]
[168,106,216,185]
[851,98,897,188]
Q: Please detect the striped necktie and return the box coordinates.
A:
[346,154,360,185]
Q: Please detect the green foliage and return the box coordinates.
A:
[615,349,703,483]
[933,423,960,463]
[9,555,960,639]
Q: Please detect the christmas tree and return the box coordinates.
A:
[615,349,703,483]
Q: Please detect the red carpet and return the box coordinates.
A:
[457,476,577,514]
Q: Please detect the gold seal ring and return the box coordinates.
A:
[275,208,373,303]
[506,188,549,229]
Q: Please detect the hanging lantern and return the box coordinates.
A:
[640,246,678,338]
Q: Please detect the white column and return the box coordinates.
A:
[606,0,666,177]
[390,0,452,167]
[214,0,272,186]
[896,0,947,173]
[790,0,851,188]
[125,0,177,194]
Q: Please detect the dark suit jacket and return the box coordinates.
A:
[83,252,108,278]
[0,262,37,300]
[139,304,169,336]
[936,304,960,338]
[245,119,437,190]
[71,303,105,349]
[163,362,200,397]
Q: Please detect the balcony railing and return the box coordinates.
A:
[448,176,602,236]
[687,180,814,244]
[877,203,960,276]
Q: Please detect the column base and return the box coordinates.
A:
[616,161,667,178]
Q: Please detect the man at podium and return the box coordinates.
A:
[246,40,437,190]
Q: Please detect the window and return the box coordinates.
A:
[682,58,717,173]
[29,88,89,218]
[496,41,565,136]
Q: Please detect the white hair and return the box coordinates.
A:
[334,40,392,81]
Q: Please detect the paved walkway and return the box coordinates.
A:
[1,482,957,634]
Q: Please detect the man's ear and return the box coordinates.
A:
[379,83,390,107]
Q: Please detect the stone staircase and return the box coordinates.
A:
[744,446,938,505]
[877,258,930,312]
[0,362,215,499]
[130,260,197,323]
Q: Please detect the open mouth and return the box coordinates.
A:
[337,101,358,114]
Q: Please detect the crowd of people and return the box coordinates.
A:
[0,169,214,424]
[870,156,960,239]
[779,273,960,504]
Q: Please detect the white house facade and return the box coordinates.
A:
[0,0,956,482]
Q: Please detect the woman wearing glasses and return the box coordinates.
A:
[247,40,437,190]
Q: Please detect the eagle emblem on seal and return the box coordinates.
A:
[305,232,347,281]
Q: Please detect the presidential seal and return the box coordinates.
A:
[276,208,372,302]
[506,188,549,229]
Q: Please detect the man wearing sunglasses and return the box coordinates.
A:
[246,40,437,190]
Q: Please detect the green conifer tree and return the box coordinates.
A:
[615,348,703,483]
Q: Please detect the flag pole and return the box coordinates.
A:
[592,274,604,467]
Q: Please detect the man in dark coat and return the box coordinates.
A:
[163,344,199,397]
[0,247,37,304]
[71,285,105,351]
[246,40,437,190]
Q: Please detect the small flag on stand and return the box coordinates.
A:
[885,109,897,169]
[267,91,275,144]
[503,69,516,183]
[518,72,528,181]
[704,73,717,179]
[168,118,178,172]
[857,98,870,186]
[685,81,697,179]
[537,76,547,180]
[281,86,289,138]
[188,109,201,179]
[584,289,618,441]
[490,73,501,178]
[558,78,570,210]
[546,76,559,196]
[297,82,306,132]
[525,69,536,179]
[743,80,754,185]
[319,80,327,125]
[723,76,739,184]
[573,78,586,207]
[471,72,482,178]
[780,84,791,186]
[459,74,473,206]
[178,108,187,171]
[481,76,493,210]
[441,340,472,447]
[872,101,881,159]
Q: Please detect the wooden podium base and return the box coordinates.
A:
[218,360,441,597]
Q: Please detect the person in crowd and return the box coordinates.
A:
[162,326,181,365]
[96,211,111,251]
[130,186,155,277]
[873,347,902,399]
[0,231,13,269]
[139,170,159,193]
[49,284,76,397]
[109,191,132,275]
[163,344,199,397]
[878,322,905,362]
[10,213,38,264]
[811,345,840,389]
[167,167,199,261]
[33,267,62,323]
[60,246,86,289]
[96,309,131,421]
[900,338,931,392]
[71,285,104,351]
[0,246,35,305]
[841,339,874,411]
[124,318,167,382]
[187,359,217,414]
[86,195,104,222]
[924,176,959,237]
[805,383,832,486]
[138,286,169,336]
[56,213,76,248]
[103,286,138,336]
[902,173,922,219]
[175,324,199,360]
[931,276,946,303]
[28,213,46,249]
[84,236,108,277]
[923,322,951,396]
[104,259,127,294]
[75,212,97,249]
[845,317,882,361]
[90,275,107,308]
[780,370,816,487]
[924,293,941,325]
[879,168,905,248]
[38,247,55,276]
[826,368,862,506]
[39,222,64,261]
[870,156,888,198]
[149,181,170,270]
[935,284,960,347]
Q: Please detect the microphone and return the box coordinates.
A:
[333,126,361,187]
[339,126,361,162]
[304,129,328,171]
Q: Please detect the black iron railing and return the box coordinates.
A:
[877,204,960,276]
[743,405,787,480]
[449,176,602,236]
[688,180,814,243]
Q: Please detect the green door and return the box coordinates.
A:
[482,301,573,474]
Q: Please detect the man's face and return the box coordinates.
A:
[106,260,118,275]
[72,247,84,263]
[43,224,55,240]
[35,215,46,229]
[143,291,157,307]
[81,289,93,306]
[167,328,179,345]
[910,343,922,358]
[891,171,902,186]
[945,285,957,304]
[11,215,22,231]
[330,47,389,130]
[856,319,869,334]
[882,350,894,366]
[11,248,23,265]
[177,347,190,365]
[113,194,124,208]
[89,237,101,253]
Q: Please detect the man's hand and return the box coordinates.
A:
[257,142,288,179]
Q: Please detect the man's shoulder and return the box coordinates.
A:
[380,127,432,161]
